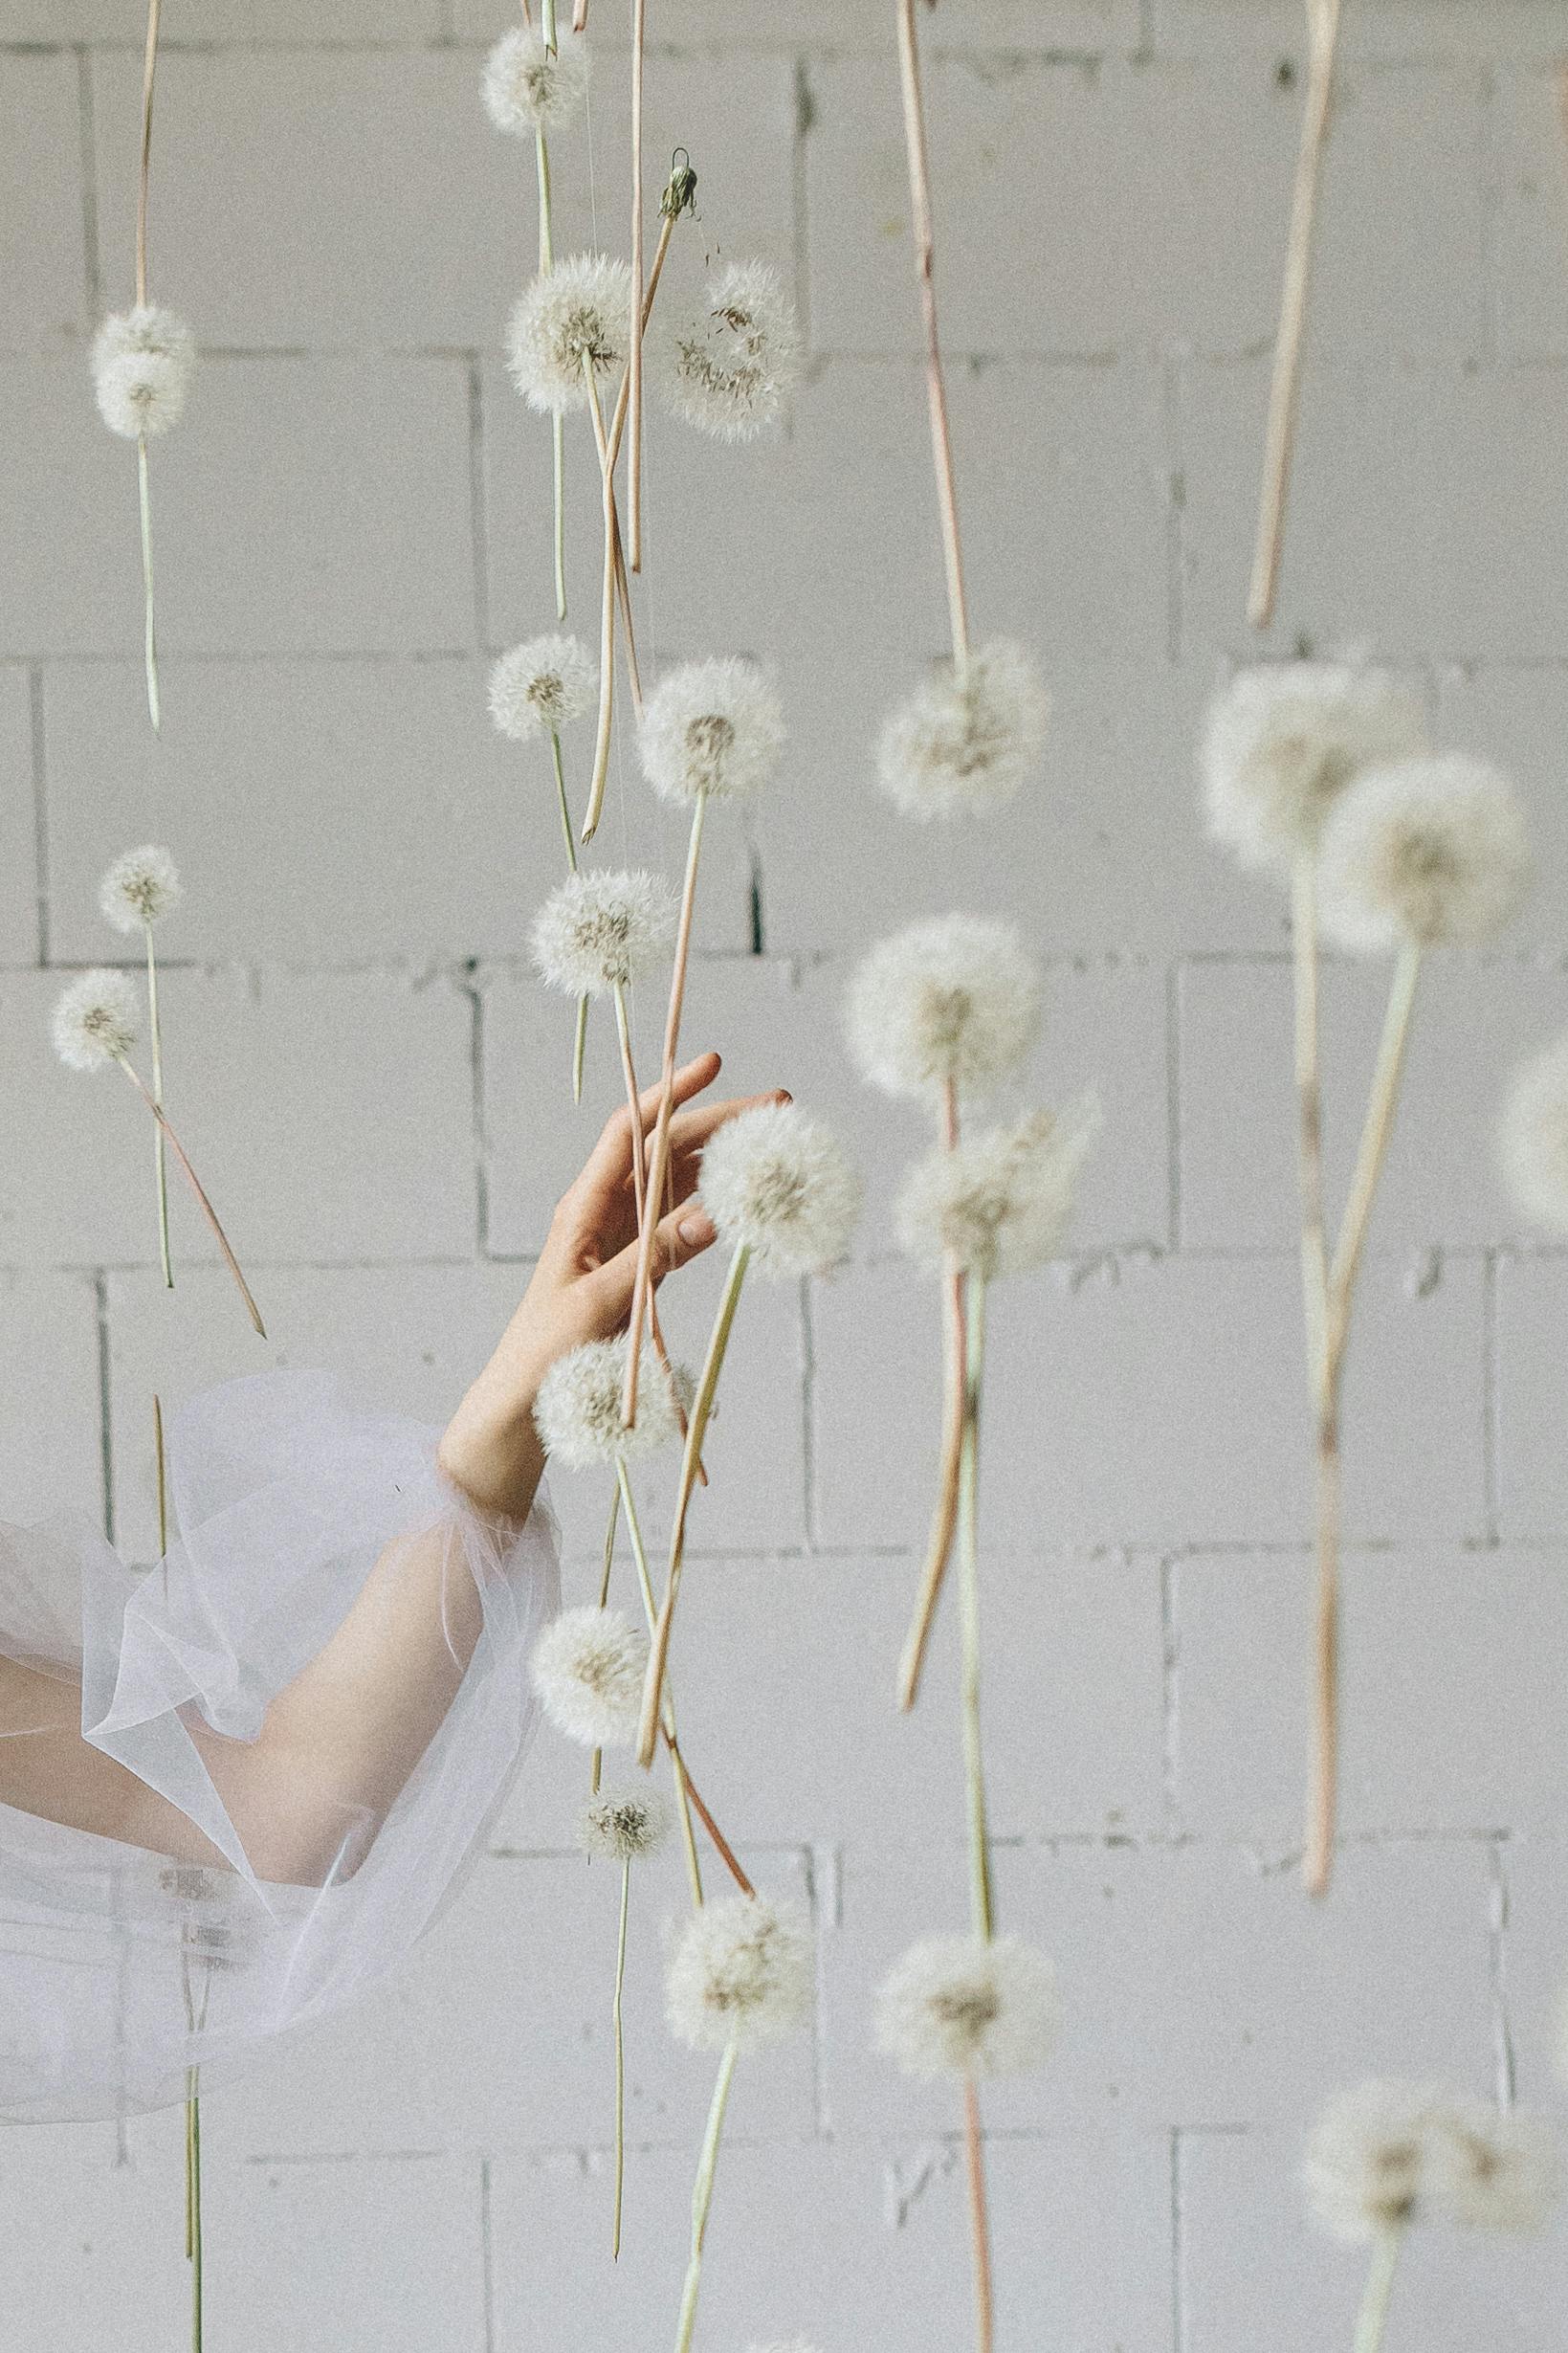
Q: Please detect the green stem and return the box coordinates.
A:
[611,1857,629,2259]
[145,921,172,1288]
[674,2041,739,2353]
[958,1278,993,1943]
[138,435,160,732]
[1353,2224,1403,2353]
[617,1460,703,1909]
[550,729,578,871]
[573,992,588,1106]
[186,2065,203,2353]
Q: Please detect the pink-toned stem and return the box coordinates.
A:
[666,1730,753,1897]
[963,2078,995,2353]
[611,984,706,1484]
[628,0,647,572]
[895,0,970,669]
[572,0,586,24]
[137,0,162,306]
[114,1059,266,1339]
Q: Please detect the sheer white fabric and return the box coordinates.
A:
[0,1371,558,2121]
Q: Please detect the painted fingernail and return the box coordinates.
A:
[679,1211,715,1246]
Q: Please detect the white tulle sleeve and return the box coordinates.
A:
[0,1370,559,2121]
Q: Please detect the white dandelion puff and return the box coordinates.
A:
[531,869,675,1000]
[1499,1032,1568,1237]
[638,657,785,809]
[665,1894,813,2053]
[1427,2102,1559,2235]
[53,970,140,1072]
[98,844,182,935]
[895,1100,1098,1280]
[534,1338,685,1469]
[92,308,196,440]
[651,259,802,444]
[845,915,1043,1106]
[875,1934,1059,2082]
[481,26,589,136]
[530,1606,650,1748]
[1304,2081,1444,2244]
[1315,756,1532,954]
[697,1102,862,1278]
[577,1783,672,1864]
[489,633,597,742]
[506,254,632,415]
[1202,662,1427,877]
[877,639,1051,821]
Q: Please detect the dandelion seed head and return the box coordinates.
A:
[1202,663,1427,876]
[529,1606,649,1748]
[92,308,195,439]
[665,1894,813,2053]
[530,869,676,999]
[638,657,785,809]
[1499,1032,1568,1237]
[534,1338,686,1469]
[877,640,1051,822]
[489,633,597,741]
[1427,2102,1559,2235]
[481,26,589,136]
[577,1783,672,1863]
[1304,2080,1445,2243]
[894,1100,1098,1281]
[98,844,182,935]
[53,969,139,1072]
[1316,756,1532,954]
[652,259,802,443]
[845,915,1042,1106]
[875,1934,1059,2082]
[697,1102,861,1278]
[506,254,632,415]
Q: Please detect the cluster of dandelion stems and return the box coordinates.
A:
[1292,852,1421,1898]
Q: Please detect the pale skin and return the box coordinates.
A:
[0,1054,780,1888]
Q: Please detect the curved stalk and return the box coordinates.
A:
[674,2041,739,2353]
[898,1258,967,1709]
[113,1056,265,1338]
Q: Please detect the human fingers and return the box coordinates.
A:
[563,1052,723,1225]
[580,1194,720,1331]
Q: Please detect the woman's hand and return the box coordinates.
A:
[437,1052,786,1519]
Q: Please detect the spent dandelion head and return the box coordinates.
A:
[877,639,1051,821]
[697,1102,862,1278]
[531,869,676,1000]
[1315,755,1532,954]
[638,656,785,809]
[1499,1032,1568,1237]
[665,1893,813,2053]
[1426,2102,1559,2235]
[895,1100,1098,1280]
[1304,2080,1445,2244]
[529,1606,650,1749]
[577,1783,673,1864]
[1202,661,1427,877]
[53,969,140,1072]
[92,307,196,440]
[481,26,589,136]
[99,844,182,935]
[507,254,633,415]
[845,915,1043,1107]
[489,633,597,742]
[534,1337,686,1468]
[652,259,803,444]
[874,1934,1060,2082]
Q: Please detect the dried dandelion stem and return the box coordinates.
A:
[674,2039,739,2353]
[137,435,161,733]
[137,0,161,308]
[1327,943,1421,1323]
[590,1479,620,1795]
[536,0,567,618]
[112,1056,265,1338]
[628,0,647,571]
[635,1240,750,1769]
[963,2076,995,2353]
[958,1279,994,1944]
[1292,854,1329,1380]
[144,917,172,1288]
[616,1460,703,1908]
[581,361,619,845]
[545,727,590,1102]
[611,1854,630,2258]
[186,2068,204,2353]
[895,0,970,669]
[610,979,706,1479]
[622,788,709,1421]
[1248,0,1344,632]
[899,1073,967,1709]
[135,0,165,730]
[1354,2223,1403,2353]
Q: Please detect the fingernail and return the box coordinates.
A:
[679,1211,715,1246]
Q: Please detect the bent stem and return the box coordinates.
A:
[112,1056,266,1338]
[611,1854,630,2258]
[895,0,969,669]
[958,1278,994,1943]
[616,1461,703,1908]
[144,919,172,1287]
[1354,2223,1403,2353]
[1248,0,1344,631]
[622,788,709,1421]
[635,1241,750,1769]
[138,436,160,732]
[898,1254,967,1710]
[580,360,619,843]
[674,2040,739,2353]
[963,2076,995,2353]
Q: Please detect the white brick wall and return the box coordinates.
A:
[2,4,1566,2347]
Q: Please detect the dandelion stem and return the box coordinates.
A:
[144,919,173,1288]
[628,0,647,572]
[900,1074,967,1708]
[623,788,708,1421]
[636,1241,750,1770]
[113,1056,266,1339]
[674,2040,739,2353]
[611,1854,630,2259]
[572,993,588,1106]
[137,0,161,309]
[187,2068,203,2353]
[962,2076,995,2353]
[550,728,579,870]
[591,1479,619,1795]
[1353,2223,1403,2353]
[616,1460,703,1908]
[958,1277,994,1944]
[1248,0,1343,631]
[138,435,160,733]
[895,0,970,670]
[1292,854,1329,1387]
[611,980,705,1477]
[1326,943,1422,1336]
[537,2,566,619]
[581,359,619,844]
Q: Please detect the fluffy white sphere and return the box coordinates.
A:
[530,869,675,999]
[1304,2080,1443,2244]
[651,259,802,444]
[53,969,140,1072]
[529,1606,649,1748]
[481,27,589,135]
[697,1102,861,1278]
[534,1337,684,1468]
[638,656,785,809]
[1202,662,1427,877]
[874,1934,1059,2082]
[894,1101,1097,1280]
[1499,1032,1568,1237]
[665,1893,813,2054]
[489,633,597,741]
[1315,756,1531,954]
[99,843,181,935]
[92,306,196,440]
[877,640,1051,822]
[845,915,1042,1105]
[507,254,632,415]
[577,1784,672,1864]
